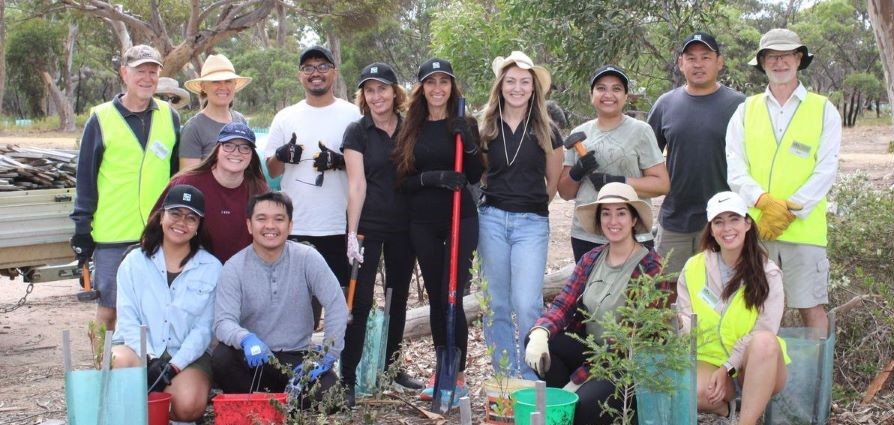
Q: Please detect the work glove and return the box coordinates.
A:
[419,170,468,191]
[147,357,179,392]
[588,173,626,192]
[524,328,551,377]
[70,233,95,262]
[346,232,363,265]
[755,194,797,240]
[241,333,271,368]
[313,142,346,171]
[568,151,599,182]
[451,117,479,155]
[275,133,304,164]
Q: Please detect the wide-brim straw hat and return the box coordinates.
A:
[155,77,190,110]
[492,51,551,95]
[184,54,252,94]
[575,182,653,236]
[748,28,813,73]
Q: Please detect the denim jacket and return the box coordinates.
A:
[113,246,222,370]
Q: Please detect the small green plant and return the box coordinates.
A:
[87,320,112,369]
[573,262,689,425]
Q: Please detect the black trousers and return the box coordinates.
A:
[409,215,477,371]
[210,344,337,398]
[528,331,636,425]
[288,234,350,329]
[571,237,654,263]
[340,229,415,387]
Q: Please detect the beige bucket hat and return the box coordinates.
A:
[575,182,653,236]
[184,54,252,94]
[492,51,552,94]
[154,77,190,110]
[748,28,813,73]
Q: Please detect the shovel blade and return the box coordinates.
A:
[431,346,461,414]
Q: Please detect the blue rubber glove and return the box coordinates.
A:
[292,352,337,384]
[240,333,271,368]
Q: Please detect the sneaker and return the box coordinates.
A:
[419,374,437,401]
[726,399,737,424]
[420,376,466,406]
[394,370,424,390]
[344,387,356,409]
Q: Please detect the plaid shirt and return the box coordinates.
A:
[533,245,671,384]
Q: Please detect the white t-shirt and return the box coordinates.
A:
[265,99,361,236]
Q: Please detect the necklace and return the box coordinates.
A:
[608,242,640,267]
[498,99,533,167]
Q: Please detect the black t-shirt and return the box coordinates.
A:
[482,121,562,215]
[408,118,484,224]
[342,115,409,234]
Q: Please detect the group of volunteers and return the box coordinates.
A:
[69,24,838,424]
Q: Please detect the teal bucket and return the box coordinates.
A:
[512,387,578,425]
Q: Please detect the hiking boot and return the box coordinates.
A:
[394,370,424,390]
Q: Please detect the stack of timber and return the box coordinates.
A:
[0,144,78,191]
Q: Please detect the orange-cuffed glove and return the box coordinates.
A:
[755,194,797,240]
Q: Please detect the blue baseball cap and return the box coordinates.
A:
[217,122,256,147]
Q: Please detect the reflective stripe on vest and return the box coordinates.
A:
[683,252,789,367]
[91,100,175,243]
[743,92,827,246]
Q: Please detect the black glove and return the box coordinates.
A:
[275,133,304,164]
[313,142,345,171]
[451,118,478,155]
[568,151,599,181]
[70,233,95,261]
[588,173,626,192]
[147,357,178,392]
[419,170,468,190]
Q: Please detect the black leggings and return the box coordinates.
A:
[288,234,351,329]
[409,216,477,371]
[340,230,415,387]
[210,344,337,398]
[534,331,635,425]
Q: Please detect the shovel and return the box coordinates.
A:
[431,97,466,414]
[346,235,365,323]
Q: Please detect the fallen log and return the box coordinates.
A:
[861,359,894,405]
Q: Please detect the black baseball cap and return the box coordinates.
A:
[681,32,720,54]
[163,184,205,217]
[589,65,629,93]
[217,122,256,147]
[299,45,335,65]
[417,58,454,82]
[357,62,398,88]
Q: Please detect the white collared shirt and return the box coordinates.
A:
[725,82,841,217]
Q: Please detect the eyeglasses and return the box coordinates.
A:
[299,63,334,75]
[156,94,181,104]
[763,51,798,63]
[220,142,253,154]
[166,209,200,226]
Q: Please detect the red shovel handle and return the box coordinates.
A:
[448,98,465,306]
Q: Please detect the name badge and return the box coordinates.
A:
[149,140,171,160]
[789,141,811,158]
[698,285,720,309]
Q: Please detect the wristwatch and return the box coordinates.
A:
[723,362,736,377]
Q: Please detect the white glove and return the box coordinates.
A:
[524,328,550,376]
[562,380,582,393]
[346,232,363,264]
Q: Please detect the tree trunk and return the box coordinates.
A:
[40,72,75,131]
[0,0,6,115]
[254,21,269,49]
[275,1,287,49]
[60,23,78,132]
[868,0,894,126]
[325,29,348,101]
[401,264,575,340]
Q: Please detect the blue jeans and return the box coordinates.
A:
[478,205,549,380]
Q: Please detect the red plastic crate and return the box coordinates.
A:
[212,393,287,425]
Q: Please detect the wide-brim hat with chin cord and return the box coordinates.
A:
[575,182,652,236]
[184,54,252,94]
[155,77,190,110]
[491,51,552,95]
[748,28,813,73]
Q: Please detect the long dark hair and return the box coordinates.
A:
[140,208,212,268]
[393,77,464,182]
[176,143,267,197]
[699,214,769,310]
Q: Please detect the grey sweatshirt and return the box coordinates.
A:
[214,241,348,356]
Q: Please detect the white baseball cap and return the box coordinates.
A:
[706,191,748,221]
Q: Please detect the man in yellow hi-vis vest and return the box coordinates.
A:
[725,29,840,335]
[70,44,180,331]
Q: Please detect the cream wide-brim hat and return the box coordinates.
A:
[492,51,552,95]
[154,77,191,110]
[747,28,814,73]
[575,182,653,236]
[184,54,252,95]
